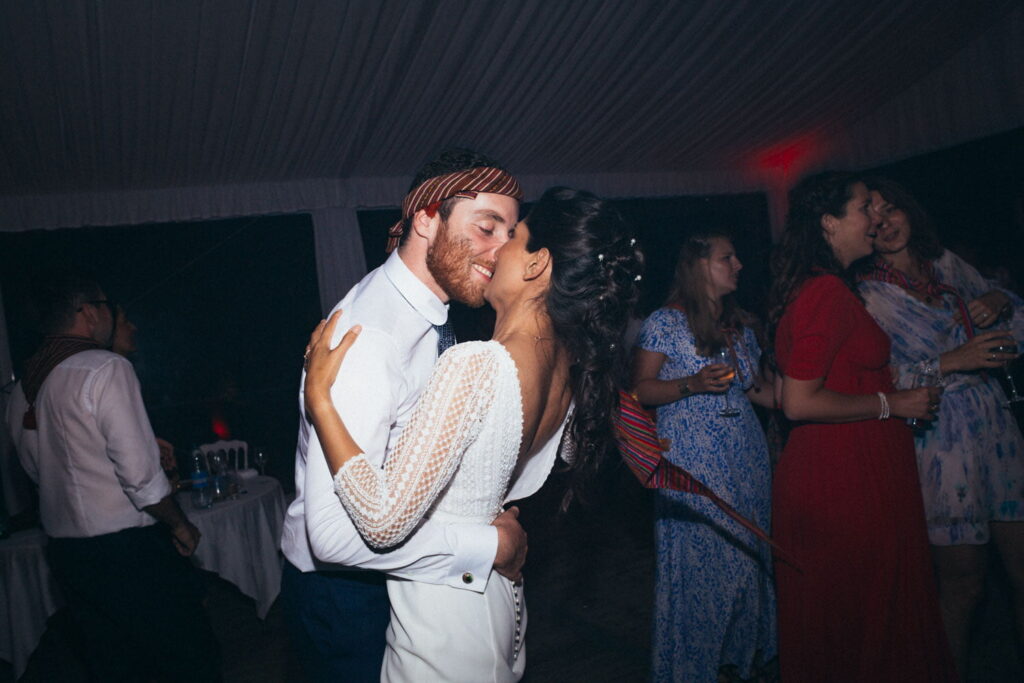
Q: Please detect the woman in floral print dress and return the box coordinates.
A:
[633,231,776,682]
[858,177,1024,678]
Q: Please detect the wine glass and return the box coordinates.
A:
[254,449,268,476]
[208,451,227,500]
[991,338,1023,407]
[906,366,942,431]
[714,348,740,418]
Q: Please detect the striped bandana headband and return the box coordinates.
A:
[385,166,523,253]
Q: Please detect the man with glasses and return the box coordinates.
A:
[6,272,220,682]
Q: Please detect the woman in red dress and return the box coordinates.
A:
[767,171,956,682]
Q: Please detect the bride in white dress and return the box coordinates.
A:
[303,187,644,682]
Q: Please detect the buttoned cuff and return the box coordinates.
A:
[442,523,497,593]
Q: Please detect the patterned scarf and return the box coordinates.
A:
[20,335,100,429]
[385,167,523,253]
[613,389,789,562]
[860,257,975,339]
[614,306,786,559]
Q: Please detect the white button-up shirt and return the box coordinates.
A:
[281,251,496,592]
[6,350,170,538]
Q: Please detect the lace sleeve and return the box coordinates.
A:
[332,344,500,549]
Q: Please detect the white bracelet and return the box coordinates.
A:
[877,391,890,420]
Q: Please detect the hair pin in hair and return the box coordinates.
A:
[609,343,617,351]
[635,274,642,281]
[597,254,605,262]
[629,238,636,246]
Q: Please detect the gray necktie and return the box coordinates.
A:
[434,321,456,355]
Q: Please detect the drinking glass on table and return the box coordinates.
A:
[714,348,740,418]
[224,449,241,499]
[254,448,268,476]
[209,451,227,500]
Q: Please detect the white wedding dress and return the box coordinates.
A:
[332,341,566,683]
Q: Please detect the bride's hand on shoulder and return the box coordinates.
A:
[303,310,362,410]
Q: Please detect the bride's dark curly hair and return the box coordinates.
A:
[525,187,644,504]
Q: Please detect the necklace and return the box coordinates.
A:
[515,332,553,342]
[860,256,976,339]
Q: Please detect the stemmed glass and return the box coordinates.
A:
[992,338,1023,407]
[906,366,942,431]
[254,448,268,476]
[715,348,740,418]
[208,451,227,500]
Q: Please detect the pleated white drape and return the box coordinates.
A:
[1,0,1021,233]
[312,206,368,316]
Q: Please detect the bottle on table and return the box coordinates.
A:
[190,450,213,509]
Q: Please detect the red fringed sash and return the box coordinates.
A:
[614,389,793,563]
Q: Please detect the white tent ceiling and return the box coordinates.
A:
[0,0,1022,231]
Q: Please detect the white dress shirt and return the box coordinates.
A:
[6,350,170,538]
[280,251,496,592]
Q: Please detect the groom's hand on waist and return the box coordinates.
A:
[492,506,527,581]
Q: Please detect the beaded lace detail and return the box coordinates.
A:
[333,341,523,549]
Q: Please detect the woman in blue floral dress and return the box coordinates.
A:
[858,178,1024,677]
[633,231,776,682]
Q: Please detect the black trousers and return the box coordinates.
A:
[280,560,389,683]
[47,524,221,683]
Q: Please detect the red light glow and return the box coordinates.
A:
[211,416,231,440]
[754,134,825,177]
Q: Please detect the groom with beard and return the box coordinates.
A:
[280,149,528,682]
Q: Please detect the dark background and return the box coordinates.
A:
[2,126,1021,490]
[1,214,321,484]
[864,126,1024,291]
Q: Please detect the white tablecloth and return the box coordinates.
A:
[177,476,286,618]
[0,528,63,678]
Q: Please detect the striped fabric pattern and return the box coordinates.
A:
[614,389,784,556]
[385,166,522,252]
[20,334,101,429]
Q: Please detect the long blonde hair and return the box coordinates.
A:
[665,231,748,356]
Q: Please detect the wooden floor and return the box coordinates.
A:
[4,466,1023,682]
